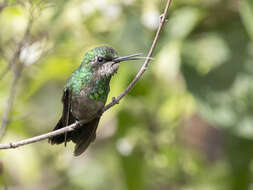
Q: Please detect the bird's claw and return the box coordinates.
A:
[75,120,82,128]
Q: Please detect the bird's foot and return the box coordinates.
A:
[75,120,82,128]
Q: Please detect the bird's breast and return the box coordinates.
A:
[71,91,105,123]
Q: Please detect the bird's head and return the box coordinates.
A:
[82,46,149,78]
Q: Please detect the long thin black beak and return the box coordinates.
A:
[113,53,152,63]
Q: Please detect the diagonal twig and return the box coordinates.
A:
[0,14,33,81]
[0,12,34,139]
[102,1,172,112]
[0,67,22,138]
[0,122,78,149]
[0,0,172,149]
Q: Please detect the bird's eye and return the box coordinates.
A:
[97,56,104,63]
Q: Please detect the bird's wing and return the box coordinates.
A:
[62,88,74,126]
[48,88,76,145]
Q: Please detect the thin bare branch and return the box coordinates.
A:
[0,67,21,138]
[0,47,21,81]
[103,0,171,112]
[0,0,172,149]
[0,122,79,149]
[0,13,33,81]
[0,8,34,139]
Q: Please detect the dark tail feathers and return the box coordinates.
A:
[48,117,100,156]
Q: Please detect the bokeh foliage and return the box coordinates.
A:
[0,0,252,190]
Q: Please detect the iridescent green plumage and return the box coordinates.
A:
[48,46,147,156]
[65,46,118,100]
[49,46,120,156]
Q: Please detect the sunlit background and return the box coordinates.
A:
[0,0,252,189]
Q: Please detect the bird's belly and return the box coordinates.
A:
[71,94,105,123]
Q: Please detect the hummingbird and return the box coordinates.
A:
[48,46,148,156]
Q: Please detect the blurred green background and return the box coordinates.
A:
[0,0,252,189]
